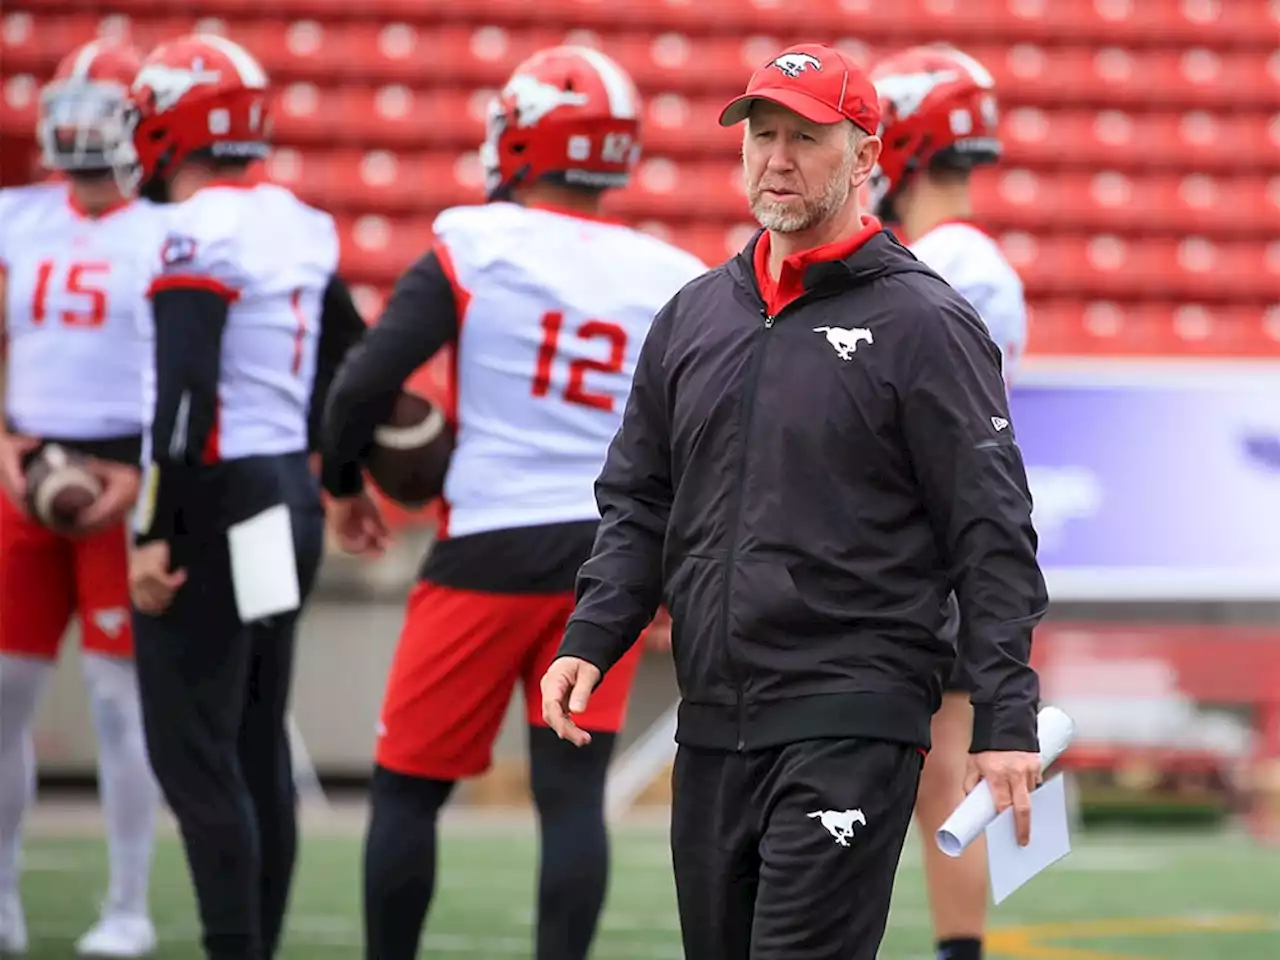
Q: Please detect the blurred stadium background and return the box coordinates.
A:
[3,0,1280,957]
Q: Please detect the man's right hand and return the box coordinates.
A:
[328,491,391,556]
[0,432,38,511]
[643,609,672,652]
[540,656,602,747]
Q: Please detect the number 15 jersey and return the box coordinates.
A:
[436,203,706,538]
[0,182,160,440]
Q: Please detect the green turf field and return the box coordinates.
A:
[12,817,1280,959]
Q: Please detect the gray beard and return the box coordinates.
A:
[747,161,854,235]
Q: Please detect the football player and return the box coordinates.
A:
[321,46,706,960]
[868,44,1029,960]
[109,33,365,960]
[0,38,160,958]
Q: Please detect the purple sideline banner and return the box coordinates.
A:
[1008,367,1280,601]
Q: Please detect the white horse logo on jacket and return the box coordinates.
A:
[813,325,874,360]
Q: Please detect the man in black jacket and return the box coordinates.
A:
[541,43,1048,960]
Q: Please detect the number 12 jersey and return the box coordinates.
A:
[435,202,706,538]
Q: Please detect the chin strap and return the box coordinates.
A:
[486,162,531,203]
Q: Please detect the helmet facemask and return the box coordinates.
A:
[38,79,130,175]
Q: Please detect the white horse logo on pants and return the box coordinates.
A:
[808,808,867,846]
[813,326,874,360]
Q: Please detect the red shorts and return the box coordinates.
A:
[375,582,644,780]
[0,493,133,660]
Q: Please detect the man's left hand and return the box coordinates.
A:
[76,459,141,535]
[540,656,602,748]
[965,750,1041,847]
[129,541,187,615]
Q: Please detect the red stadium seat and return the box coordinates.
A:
[983,44,1279,109]
[292,150,753,222]
[1001,233,1280,301]
[606,160,749,221]
[0,13,202,73]
[347,282,389,321]
[333,214,436,283]
[1000,108,1280,174]
[6,3,1278,357]
[270,88,1280,184]
[270,84,470,149]
[0,73,39,137]
[267,148,487,213]
[12,18,1278,110]
[270,84,746,158]
[1028,301,1280,357]
[45,20,1280,111]
[974,170,1279,236]
[325,154,1279,240]
[74,0,1279,48]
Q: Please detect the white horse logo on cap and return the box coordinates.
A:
[771,53,822,78]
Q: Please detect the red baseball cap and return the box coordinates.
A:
[718,43,881,134]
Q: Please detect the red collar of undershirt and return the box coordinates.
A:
[753,216,883,317]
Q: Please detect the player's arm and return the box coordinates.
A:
[134,271,233,545]
[983,275,1029,385]
[556,300,677,677]
[320,247,458,498]
[954,267,1029,388]
[307,274,368,454]
[898,295,1047,753]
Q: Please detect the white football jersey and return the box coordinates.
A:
[0,182,161,439]
[435,203,707,537]
[145,183,338,462]
[910,221,1028,382]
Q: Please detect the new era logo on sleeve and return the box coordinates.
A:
[991,416,1010,431]
[807,808,867,847]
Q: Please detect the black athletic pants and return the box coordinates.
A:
[671,737,924,960]
[133,502,324,960]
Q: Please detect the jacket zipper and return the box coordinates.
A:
[718,304,784,751]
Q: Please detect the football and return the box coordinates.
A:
[366,392,454,507]
[24,444,102,533]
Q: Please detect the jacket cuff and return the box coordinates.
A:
[556,620,627,678]
[970,701,1039,754]
[322,459,365,499]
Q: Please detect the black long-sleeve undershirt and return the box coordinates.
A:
[320,249,459,498]
[136,285,228,544]
[308,274,368,453]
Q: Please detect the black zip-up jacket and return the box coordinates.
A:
[557,229,1047,754]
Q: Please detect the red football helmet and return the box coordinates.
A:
[867,45,1002,217]
[111,33,271,195]
[38,38,142,173]
[480,45,642,201]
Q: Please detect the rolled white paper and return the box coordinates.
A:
[935,705,1075,858]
